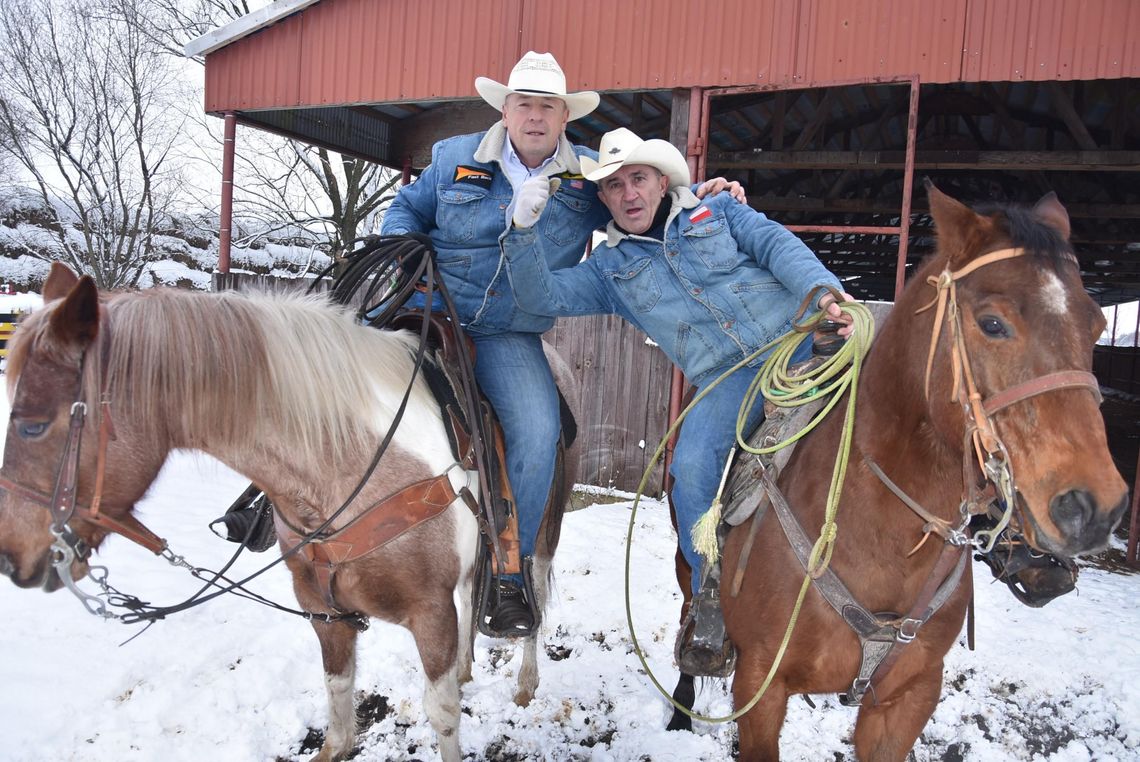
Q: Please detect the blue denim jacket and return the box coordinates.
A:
[503,189,843,383]
[381,123,610,334]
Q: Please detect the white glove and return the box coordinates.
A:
[512,177,560,228]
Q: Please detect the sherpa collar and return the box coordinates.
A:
[603,186,700,247]
[473,122,583,176]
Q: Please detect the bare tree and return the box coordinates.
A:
[135,0,400,266]
[0,0,186,288]
[230,137,399,264]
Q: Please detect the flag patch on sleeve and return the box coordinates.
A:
[557,172,586,190]
[689,206,712,224]
[454,165,493,188]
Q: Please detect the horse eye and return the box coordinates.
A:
[978,316,1009,338]
[17,421,49,439]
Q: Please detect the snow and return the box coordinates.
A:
[1102,302,1140,347]
[0,391,1137,761]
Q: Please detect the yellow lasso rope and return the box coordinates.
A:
[623,301,874,724]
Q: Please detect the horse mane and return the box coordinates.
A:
[973,200,1076,273]
[10,288,439,461]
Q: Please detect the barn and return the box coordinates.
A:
[187,0,1140,564]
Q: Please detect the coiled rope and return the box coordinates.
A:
[623,300,875,723]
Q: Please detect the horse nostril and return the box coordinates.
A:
[1049,489,1096,538]
[0,554,13,579]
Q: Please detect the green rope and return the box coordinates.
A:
[623,301,875,724]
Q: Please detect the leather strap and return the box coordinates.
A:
[277,473,457,611]
[764,469,969,705]
[983,370,1100,415]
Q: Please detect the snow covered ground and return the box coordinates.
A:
[0,397,1137,761]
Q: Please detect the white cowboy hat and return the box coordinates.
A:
[581,127,692,189]
[475,51,600,121]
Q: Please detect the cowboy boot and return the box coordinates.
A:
[675,550,736,678]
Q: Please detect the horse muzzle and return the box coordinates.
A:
[0,549,63,591]
[1042,489,1127,556]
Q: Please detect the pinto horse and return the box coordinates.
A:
[668,184,1127,760]
[0,264,578,762]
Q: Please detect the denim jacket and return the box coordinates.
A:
[503,188,843,383]
[381,123,609,334]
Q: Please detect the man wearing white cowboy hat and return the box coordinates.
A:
[383,54,744,638]
[502,127,854,672]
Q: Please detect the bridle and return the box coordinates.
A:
[895,246,1101,548]
[0,334,171,617]
[836,245,1100,704]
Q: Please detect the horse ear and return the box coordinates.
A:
[47,275,100,348]
[43,262,81,301]
[1033,191,1071,241]
[925,179,991,267]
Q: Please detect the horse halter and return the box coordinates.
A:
[0,334,167,616]
[914,246,1102,547]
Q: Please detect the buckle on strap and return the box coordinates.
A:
[897,617,923,643]
[840,677,872,707]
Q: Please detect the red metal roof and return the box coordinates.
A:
[200,0,1140,113]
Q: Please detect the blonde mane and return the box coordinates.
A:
[10,288,438,461]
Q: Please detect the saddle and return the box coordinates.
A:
[389,310,578,638]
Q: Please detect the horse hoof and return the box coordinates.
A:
[666,712,693,733]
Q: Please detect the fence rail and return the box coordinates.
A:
[213,272,672,493]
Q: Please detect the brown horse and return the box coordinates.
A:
[0,263,578,761]
[668,184,1127,759]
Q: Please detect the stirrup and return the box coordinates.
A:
[475,554,540,638]
[209,484,277,553]
[675,575,736,678]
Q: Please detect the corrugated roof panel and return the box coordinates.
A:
[525,0,798,91]
[963,0,1139,82]
[205,11,305,111]
[202,0,1140,115]
[794,0,969,84]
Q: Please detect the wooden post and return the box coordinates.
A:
[218,113,237,274]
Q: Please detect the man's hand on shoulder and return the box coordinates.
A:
[513,177,562,228]
[695,177,747,205]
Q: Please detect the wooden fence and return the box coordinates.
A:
[213,272,673,493]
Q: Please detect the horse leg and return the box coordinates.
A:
[514,552,550,706]
[666,672,695,732]
[733,677,789,762]
[456,555,475,685]
[852,659,944,762]
[515,451,571,707]
[667,492,698,732]
[408,597,463,762]
[309,620,360,762]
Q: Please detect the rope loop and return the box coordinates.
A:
[622,300,875,724]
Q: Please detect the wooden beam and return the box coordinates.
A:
[792,89,837,150]
[1045,82,1099,150]
[708,149,1140,171]
[668,89,691,154]
[388,101,498,170]
[743,196,1140,220]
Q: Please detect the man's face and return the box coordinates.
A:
[597,165,670,234]
[502,94,569,168]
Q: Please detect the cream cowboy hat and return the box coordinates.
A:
[581,127,692,189]
[475,51,600,121]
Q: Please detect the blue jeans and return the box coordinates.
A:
[471,332,561,575]
[670,339,812,593]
